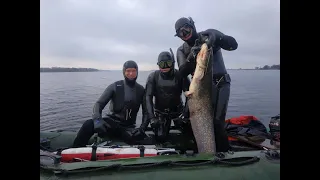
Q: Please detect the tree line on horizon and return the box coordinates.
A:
[40,67,99,72]
[254,64,280,70]
[40,64,280,72]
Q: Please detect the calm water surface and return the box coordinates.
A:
[40,70,280,131]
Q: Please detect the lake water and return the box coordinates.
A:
[40,70,280,131]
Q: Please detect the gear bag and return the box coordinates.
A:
[225,115,269,141]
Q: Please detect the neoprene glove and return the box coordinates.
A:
[191,46,201,58]
[131,127,144,136]
[199,30,216,48]
[173,117,190,128]
[93,118,107,134]
[131,128,146,141]
[150,118,160,129]
[186,45,201,63]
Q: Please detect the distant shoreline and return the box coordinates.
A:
[40,67,100,72]
[227,69,280,70]
[40,69,280,72]
[41,64,280,72]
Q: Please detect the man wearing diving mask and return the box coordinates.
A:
[174,17,238,152]
[143,50,192,143]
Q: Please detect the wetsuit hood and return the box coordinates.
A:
[157,51,175,78]
[174,17,198,46]
[123,60,138,86]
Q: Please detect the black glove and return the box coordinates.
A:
[199,30,216,48]
[131,127,145,137]
[186,44,201,62]
[150,117,160,129]
[173,117,190,128]
[93,118,107,134]
[190,45,201,58]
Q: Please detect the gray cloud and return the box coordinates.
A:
[40,0,280,70]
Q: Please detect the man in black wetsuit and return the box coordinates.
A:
[143,50,191,143]
[73,60,148,147]
[174,17,238,152]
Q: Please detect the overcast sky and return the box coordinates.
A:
[40,0,280,70]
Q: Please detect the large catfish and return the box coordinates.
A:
[185,43,216,154]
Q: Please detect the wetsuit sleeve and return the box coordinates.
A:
[202,29,238,51]
[177,45,194,78]
[140,91,149,130]
[145,72,156,120]
[182,77,191,92]
[92,83,115,120]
